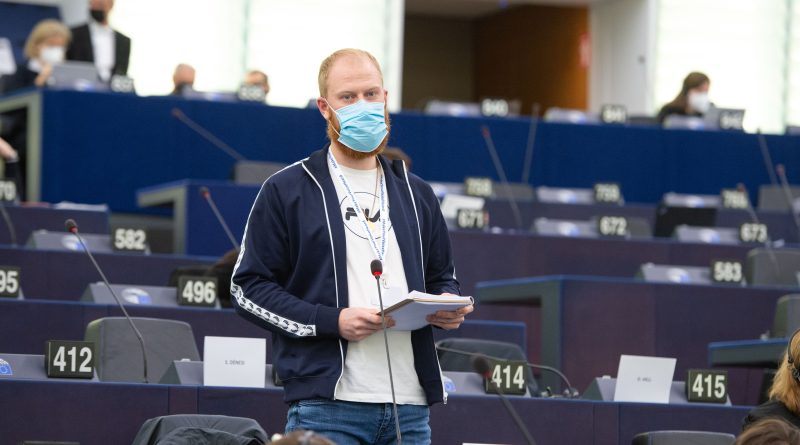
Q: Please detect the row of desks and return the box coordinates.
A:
[473,275,788,405]
[0,299,527,366]
[138,179,800,256]
[0,378,749,445]
[7,89,800,211]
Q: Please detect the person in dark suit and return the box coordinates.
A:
[66,0,131,82]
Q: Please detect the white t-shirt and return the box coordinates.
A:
[328,158,427,405]
[89,21,115,82]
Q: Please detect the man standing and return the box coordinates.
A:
[66,0,131,82]
[231,48,472,444]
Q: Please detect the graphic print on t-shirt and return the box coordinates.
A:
[339,192,393,240]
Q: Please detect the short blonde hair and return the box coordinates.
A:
[318,48,383,98]
[769,330,800,414]
[24,19,71,59]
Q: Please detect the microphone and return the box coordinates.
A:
[436,345,579,398]
[775,164,800,239]
[0,204,17,246]
[480,125,523,230]
[171,108,247,162]
[199,186,240,250]
[521,103,541,184]
[370,259,402,444]
[757,130,778,186]
[472,354,537,445]
[737,183,780,274]
[65,219,149,383]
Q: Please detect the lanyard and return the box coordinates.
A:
[328,152,387,261]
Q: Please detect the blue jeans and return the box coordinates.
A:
[286,399,431,445]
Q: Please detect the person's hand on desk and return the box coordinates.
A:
[34,64,53,88]
[339,307,395,341]
[426,293,474,330]
[0,137,18,161]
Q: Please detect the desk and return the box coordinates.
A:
[485,199,800,243]
[137,181,764,291]
[0,378,750,445]
[474,275,788,404]
[0,246,215,300]
[708,338,786,368]
[1,204,109,246]
[6,89,800,211]
[0,299,527,364]
[137,180,256,255]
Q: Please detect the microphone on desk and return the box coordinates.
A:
[472,355,537,445]
[370,259,402,444]
[757,130,779,187]
[65,218,149,383]
[171,108,247,162]
[436,345,580,398]
[521,103,541,185]
[481,125,523,230]
[737,183,780,273]
[775,164,800,240]
[199,186,240,251]
[0,204,17,246]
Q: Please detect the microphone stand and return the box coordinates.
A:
[371,260,402,444]
[66,219,149,383]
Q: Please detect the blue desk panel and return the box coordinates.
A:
[0,299,527,364]
[0,205,108,246]
[133,182,767,297]
[0,379,750,445]
[0,246,215,300]
[31,90,800,212]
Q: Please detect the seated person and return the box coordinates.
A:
[656,71,710,124]
[0,19,71,93]
[0,20,70,201]
[743,330,800,430]
[170,63,195,96]
[242,69,270,102]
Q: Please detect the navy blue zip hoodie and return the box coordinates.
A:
[231,146,460,404]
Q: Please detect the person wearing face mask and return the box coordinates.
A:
[66,0,131,82]
[231,48,472,444]
[656,71,711,124]
[0,19,71,201]
[0,19,71,93]
[242,70,270,102]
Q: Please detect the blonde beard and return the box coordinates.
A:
[326,109,391,160]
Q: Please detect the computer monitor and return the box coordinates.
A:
[49,61,107,91]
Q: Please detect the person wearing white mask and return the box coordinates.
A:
[0,19,69,201]
[657,71,711,124]
[0,19,71,93]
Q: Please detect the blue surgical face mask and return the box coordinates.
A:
[327,99,388,153]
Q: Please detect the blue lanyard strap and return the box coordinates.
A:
[328,152,387,261]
